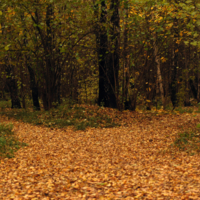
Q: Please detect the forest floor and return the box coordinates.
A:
[0,106,200,199]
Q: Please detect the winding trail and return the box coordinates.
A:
[0,112,200,199]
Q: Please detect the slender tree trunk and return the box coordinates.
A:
[2,10,21,108]
[171,17,179,109]
[197,53,200,102]
[107,0,120,108]
[184,46,191,106]
[198,80,200,103]
[21,58,26,109]
[27,63,40,111]
[171,49,178,109]
[97,0,120,108]
[46,3,54,110]
[32,2,59,110]
[56,65,62,105]
[122,0,129,109]
[98,0,109,107]
[153,33,165,108]
[21,12,40,110]
[5,62,21,109]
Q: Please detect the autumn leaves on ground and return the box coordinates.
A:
[0,105,200,199]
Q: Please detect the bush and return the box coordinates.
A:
[0,102,119,131]
[172,127,200,154]
[0,123,27,159]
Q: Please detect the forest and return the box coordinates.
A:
[0,0,200,110]
[0,0,200,199]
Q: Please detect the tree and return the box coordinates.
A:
[97,0,120,108]
[5,59,21,109]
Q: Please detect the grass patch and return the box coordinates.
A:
[0,123,28,159]
[0,102,119,131]
[172,125,200,154]
[194,103,200,113]
[175,107,194,114]
[0,100,11,111]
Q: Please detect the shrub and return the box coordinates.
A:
[0,123,27,159]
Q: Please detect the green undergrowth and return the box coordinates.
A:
[0,103,119,131]
[0,123,27,159]
[0,100,11,110]
[171,124,200,155]
[175,107,194,114]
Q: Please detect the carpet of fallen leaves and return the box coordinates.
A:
[0,106,200,199]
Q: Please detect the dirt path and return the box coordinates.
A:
[0,113,200,199]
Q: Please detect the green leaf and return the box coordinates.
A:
[191,41,197,46]
[196,124,200,128]
[5,44,11,51]
[184,41,189,45]
[191,11,197,16]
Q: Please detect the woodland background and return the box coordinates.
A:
[1,0,200,111]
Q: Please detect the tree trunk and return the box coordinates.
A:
[97,0,120,108]
[197,54,200,102]
[20,58,26,109]
[171,50,178,109]
[27,64,40,110]
[107,0,120,108]
[184,46,191,106]
[171,17,179,109]
[153,33,165,108]
[45,4,54,110]
[32,3,60,110]
[97,0,109,107]
[122,0,129,110]
[5,64,21,109]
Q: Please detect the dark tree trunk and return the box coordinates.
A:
[42,89,49,111]
[189,79,197,99]
[184,45,191,107]
[27,64,40,110]
[170,17,179,109]
[5,65,21,109]
[32,3,59,110]
[107,0,120,108]
[197,54,200,102]
[122,0,129,109]
[124,85,138,111]
[45,4,54,110]
[97,0,108,107]
[170,53,178,109]
[97,0,119,108]
[20,62,26,109]
[57,66,62,105]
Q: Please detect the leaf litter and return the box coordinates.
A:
[0,106,200,199]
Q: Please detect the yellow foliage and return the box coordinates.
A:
[19,31,23,36]
[139,13,143,18]
[176,39,182,44]
[161,57,166,63]
[135,71,139,76]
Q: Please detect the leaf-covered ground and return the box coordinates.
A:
[0,107,200,199]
